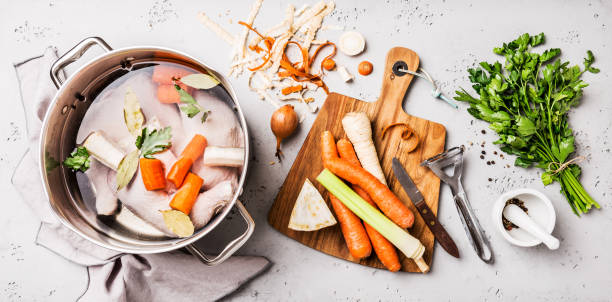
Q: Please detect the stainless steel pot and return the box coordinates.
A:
[39,37,254,265]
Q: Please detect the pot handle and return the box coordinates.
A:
[50,36,112,88]
[185,200,255,266]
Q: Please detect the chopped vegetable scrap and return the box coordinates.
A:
[288,178,337,231]
[337,65,354,82]
[381,122,419,153]
[197,1,343,112]
[63,146,91,172]
[338,31,366,56]
[358,61,373,76]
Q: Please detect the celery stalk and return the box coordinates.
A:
[316,169,426,262]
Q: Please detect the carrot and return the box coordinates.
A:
[337,139,401,272]
[321,131,415,229]
[166,156,193,188]
[157,83,192,104]
[166,135,207,188]
[329,194,372,259]
[169,172,203,215]
[152,65,192,84]
[181,134,208,163]
[139,158,166,191]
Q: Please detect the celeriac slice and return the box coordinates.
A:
[288,179,337,231]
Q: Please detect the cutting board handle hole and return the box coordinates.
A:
[392,61,408,76]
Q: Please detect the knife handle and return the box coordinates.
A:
[452,188,494,263]
[415,202,456,254]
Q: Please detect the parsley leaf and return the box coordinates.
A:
[63,146,91,172]
[136,127,172,159]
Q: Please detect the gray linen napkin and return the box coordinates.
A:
[11,47,269,302]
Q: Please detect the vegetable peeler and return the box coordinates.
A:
[421,146,494,263]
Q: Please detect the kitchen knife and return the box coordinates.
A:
[392,158,460,258]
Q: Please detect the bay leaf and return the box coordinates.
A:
[161,209,194,237]
[116,149,140,191]
[180,73,220,90]
[124,87,145,137]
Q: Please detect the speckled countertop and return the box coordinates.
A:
[1,0,611,301]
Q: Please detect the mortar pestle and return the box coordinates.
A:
[492,188,558,249]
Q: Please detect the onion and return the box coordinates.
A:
[271,105,299,159]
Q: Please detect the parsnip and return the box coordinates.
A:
[341,112,387,185]
[203,146,244,167]
[83,131,126,171]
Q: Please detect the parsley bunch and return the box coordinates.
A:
[455,33,600,215]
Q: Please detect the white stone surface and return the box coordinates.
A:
[1,0,611,301]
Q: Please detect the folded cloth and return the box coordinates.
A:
[11,47,269,302]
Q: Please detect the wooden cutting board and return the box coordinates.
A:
[268,47,446,272]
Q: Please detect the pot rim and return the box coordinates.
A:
[39,43,250,254]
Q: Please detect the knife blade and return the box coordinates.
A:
[392,158,460,258]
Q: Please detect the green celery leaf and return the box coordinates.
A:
[63,146,91,172]
[541,172,553,185]
[516,116,536,136]
[557,136,575,163]
[137,127,172,159]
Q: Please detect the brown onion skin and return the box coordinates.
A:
[271,105,299,158]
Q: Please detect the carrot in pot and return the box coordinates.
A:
[337,139,401,272]
[329,193,372,259]
[181,134,208,163]
[157,83,192,104]
[321,131,415,229]
[139,158,166,191]
[166,156,193,188]
[166,135,207,187]
[169,172,203,215]
[152,66,192,84]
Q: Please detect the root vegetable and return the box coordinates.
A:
[139,158,166,191]
[169,172,204,215]
[322,59,335,71]
[321,131,414,229]
[341,112,387,185]
[203,146,244,167]
[358,61,373,76]
[338,31,366,56]
[271,105,299,159]
[83,131,126,171]
[337,139,401,272]
[317,169,428,273]
[337,65,354,82]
